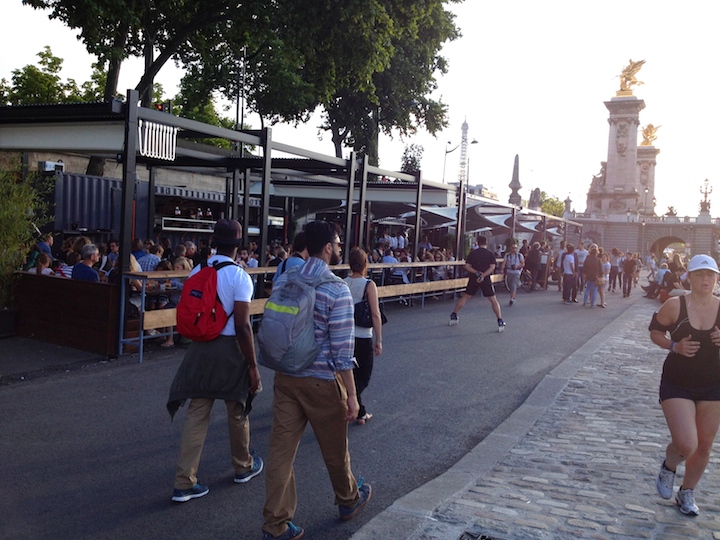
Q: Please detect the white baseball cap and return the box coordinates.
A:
[687,254,720,274]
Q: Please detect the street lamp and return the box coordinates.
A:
[443,139,478,184]
[442,141,458,183]
[644,187,649,214]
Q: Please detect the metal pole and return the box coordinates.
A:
[118,89,139,356]
[343,152,357,261]
[454,178,464,260]
[413,171,423,258]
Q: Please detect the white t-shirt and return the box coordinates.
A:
[563,253,575,274]
[27,267,54,275]
[575,248,588,266]
[504,252,524,275]
[189,254,254,336]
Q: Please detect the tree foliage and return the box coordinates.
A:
[540,191,565,217]
[401,144,424,174]
[0,160,51,308]
[322,0,460,162]
[23,0,459,163]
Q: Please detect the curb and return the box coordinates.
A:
[351,298,645,540]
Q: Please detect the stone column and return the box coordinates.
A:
[604,96,645,214]
[637,145,660,215]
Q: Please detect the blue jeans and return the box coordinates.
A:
[583,280,598,305]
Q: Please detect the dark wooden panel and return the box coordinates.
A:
[14,273,120,357]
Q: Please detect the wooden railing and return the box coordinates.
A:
[120,259,505,361]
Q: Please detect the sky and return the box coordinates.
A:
[2,1,719,218]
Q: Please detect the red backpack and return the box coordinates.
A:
[177,260,237,341]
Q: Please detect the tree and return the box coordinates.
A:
[24,1,457,162]
[0,159,51,309]
[539,191,564,217]
[401,144,424,174]
[3,46,81,105]
[171,74,237,149]
[321,0,459,162]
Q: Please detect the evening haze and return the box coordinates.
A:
[2,1,718,218]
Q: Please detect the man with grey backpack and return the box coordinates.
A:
[260,221,372,540]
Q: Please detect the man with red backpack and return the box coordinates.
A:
[167,219,263,503]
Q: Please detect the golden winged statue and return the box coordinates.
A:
[618,59,645,95]
[641,123,660,146]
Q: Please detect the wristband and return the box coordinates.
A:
[669,341,676,353]
[476,271,482,278]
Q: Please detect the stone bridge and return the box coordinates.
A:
[575,213,720,257]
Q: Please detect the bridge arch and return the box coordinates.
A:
[648,235,687,256]
[584,230,603,247]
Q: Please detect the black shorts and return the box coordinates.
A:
[465,276,495,297]
[659,383,720,402]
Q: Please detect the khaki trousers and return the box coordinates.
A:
[174,398,252,489]
[262,372,358,537]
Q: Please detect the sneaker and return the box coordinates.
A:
[235,455,264,483]
[172,483,209,502]
[449,313,458,326]
[509,298,515,306]
[262,522,305,540]
[676,487,700,516]
[339,481,372,521]
[656,461,675,499]
[498,319,506,333]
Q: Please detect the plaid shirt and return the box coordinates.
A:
[138,253,161,272]
[274,256,355,380]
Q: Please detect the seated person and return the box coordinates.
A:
[27,253,54,275]
[160,256,193,348]
[148,260,173,311]
[36,233,54,256]
[54,252,79,278]
[658,265,687,301]
[644,263,669,298]
[72,244,101,282]
[381,248,409,284]
[432,250,448,280]
[139,244,164,272]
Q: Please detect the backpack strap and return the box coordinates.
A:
[210,260,239,318]
[212,260,238,271]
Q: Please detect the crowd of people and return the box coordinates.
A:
[549,240,663,307]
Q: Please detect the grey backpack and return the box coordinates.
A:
[257,266,342,373]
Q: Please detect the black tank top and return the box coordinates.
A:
[662,295,720,388]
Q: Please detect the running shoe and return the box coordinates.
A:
[449,313,458,326]
[676,487,699,516]
[656,461,675,499]
[171,483,209,503]
[498,319,506,332]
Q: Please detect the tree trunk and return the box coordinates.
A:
[86,27,128,177]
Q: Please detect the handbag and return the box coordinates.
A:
[354,280,388,328]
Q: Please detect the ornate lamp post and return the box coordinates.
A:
[626,210,631,252]
[700,178,713,213]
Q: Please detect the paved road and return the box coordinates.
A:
[0,285,641,540]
